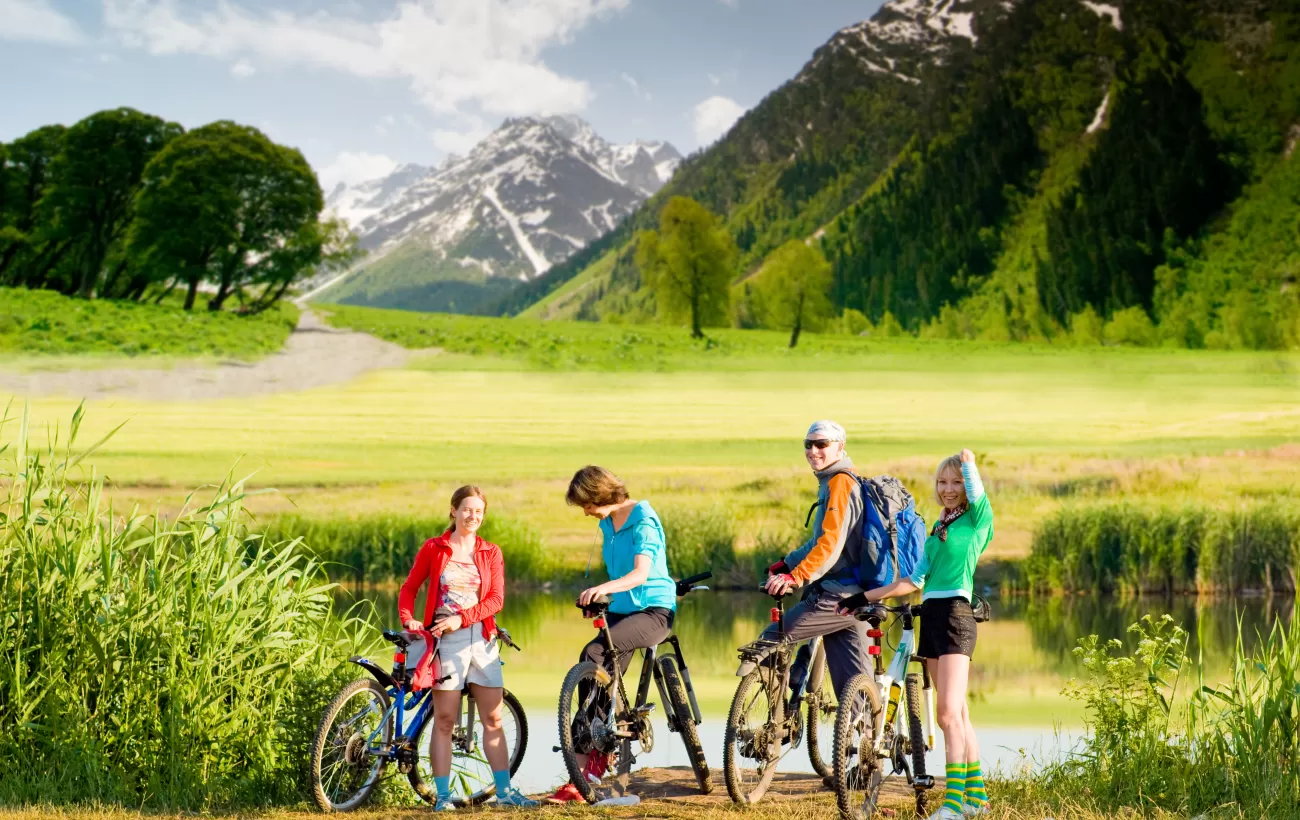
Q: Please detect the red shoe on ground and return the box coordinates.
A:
[545,783,585,804]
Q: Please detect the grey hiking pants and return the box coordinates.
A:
[759,588,870,698]
[580,607,675,673]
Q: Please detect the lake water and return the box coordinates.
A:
[334,587,1292,795]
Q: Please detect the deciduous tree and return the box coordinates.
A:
[635,196,735,338]
[754,239,833,348]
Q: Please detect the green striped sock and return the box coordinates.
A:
[943,763,967,814]
[964,760,988,807]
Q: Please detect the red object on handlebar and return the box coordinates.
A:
[770,607,780,623]
[867,629,883,639]
[592,618,606,629]
[868,645,881,656]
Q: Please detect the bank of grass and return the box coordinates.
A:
[1026,504,1300,594]
[0,286,299,359]
[0,406,374,809]
[319,302,1300,373]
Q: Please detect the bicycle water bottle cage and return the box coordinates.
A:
[734,637,787,677]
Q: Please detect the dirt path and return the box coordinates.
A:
[0,311,411,402]
[625,766,924,809]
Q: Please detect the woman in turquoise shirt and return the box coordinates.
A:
[546,465,676,804]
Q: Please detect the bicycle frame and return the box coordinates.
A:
[589,616,702,739]
[866,607,936,778]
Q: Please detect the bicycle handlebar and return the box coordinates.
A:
[676,571,712,597]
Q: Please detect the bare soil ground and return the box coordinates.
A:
[0,311,411,401]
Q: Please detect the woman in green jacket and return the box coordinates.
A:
[840,448,992,820]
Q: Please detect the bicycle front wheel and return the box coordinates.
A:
[723,664,784,804]
[408,688,529,807]
[657,656,712,794]
[833,673,884,820]
[805,642,837,779]
[309,678,393,812]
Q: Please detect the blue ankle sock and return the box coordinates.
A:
[493,769,512,794]
[434,775,451,800]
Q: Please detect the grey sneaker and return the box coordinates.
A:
[924,807,964,820]
[962,802,990,817]
[433,795,457,812]
[495,787,539,808]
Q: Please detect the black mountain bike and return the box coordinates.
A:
[834,602,936,820]
[722,586,839,804]
[556,572,713,802]
[309,626,528,811]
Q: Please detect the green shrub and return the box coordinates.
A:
[1069,305,1105,345]
[1103,306,1159,347]
[660,504,739,579]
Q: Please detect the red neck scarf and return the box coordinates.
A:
[931,504,968,542]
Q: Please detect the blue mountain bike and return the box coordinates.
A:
[309,627,528,811]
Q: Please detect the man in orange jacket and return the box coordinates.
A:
[754,420,870,709]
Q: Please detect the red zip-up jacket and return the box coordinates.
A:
[398,530,503,640]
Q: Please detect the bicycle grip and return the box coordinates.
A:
[679,571,712,586]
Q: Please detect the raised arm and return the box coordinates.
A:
[960,448,992,527]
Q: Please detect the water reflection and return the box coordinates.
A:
[332,587,1291,791]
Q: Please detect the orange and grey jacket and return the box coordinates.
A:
[783,456,866,595]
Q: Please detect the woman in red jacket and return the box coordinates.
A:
[398,485,537,810]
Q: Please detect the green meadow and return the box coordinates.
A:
[6,304,1299,568]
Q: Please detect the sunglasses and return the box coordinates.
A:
[804,439,836,450]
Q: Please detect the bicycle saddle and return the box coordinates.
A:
[382,630,412,648]
[578,594,611,618]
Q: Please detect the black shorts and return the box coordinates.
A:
[918,597,977,659]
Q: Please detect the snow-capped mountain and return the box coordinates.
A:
[325,163,432,228]
[322,117,681,298]
[801,0,1011,84]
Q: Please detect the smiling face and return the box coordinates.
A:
[804,438,845,472]
[935,466,967,511]
[451,495,486,536]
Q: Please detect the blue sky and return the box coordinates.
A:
[1,0,884,189]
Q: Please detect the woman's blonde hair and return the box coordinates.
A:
[565,466,629,508]
[449,485,487,531]
[933,455,965,507]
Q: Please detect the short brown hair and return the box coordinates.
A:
[565,466,629,508]
[933,455,964,506]
[450,485,487,530]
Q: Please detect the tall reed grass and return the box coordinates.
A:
[256,513,552,585]
[1027,604,1300,817]
[0,405,374,808]
[1025,503,1299,593]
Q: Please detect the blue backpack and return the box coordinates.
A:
[855,475,927,590]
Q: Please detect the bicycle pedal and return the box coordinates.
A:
[634,703,656,715]
[914,774,935,790]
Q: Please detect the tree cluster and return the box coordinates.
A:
[0,108,356,313]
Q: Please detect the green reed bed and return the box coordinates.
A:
[256,506,781,588]
[0,405,375,808]
[1019,607,1300,818]
[1024,504,1300,594]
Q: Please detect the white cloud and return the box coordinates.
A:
[431,119,490,155]
[103,0,630,120]
[230,58,255,77]
[620,71,650,101]
[0,0,85,44]
[319,151,398,190]
[693,95,746,147]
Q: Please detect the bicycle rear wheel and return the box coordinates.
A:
[310,678,392,812]
[408,689,529,807]
[804,642,837,779]
[833,673,884,820]
[723,664,784,804]
[557,661,619,804]
[657,656,712,794]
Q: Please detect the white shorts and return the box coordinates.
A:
[407,622,503,691]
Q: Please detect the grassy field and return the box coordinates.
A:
[0,287,299,360]
[4,304,1298,566]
